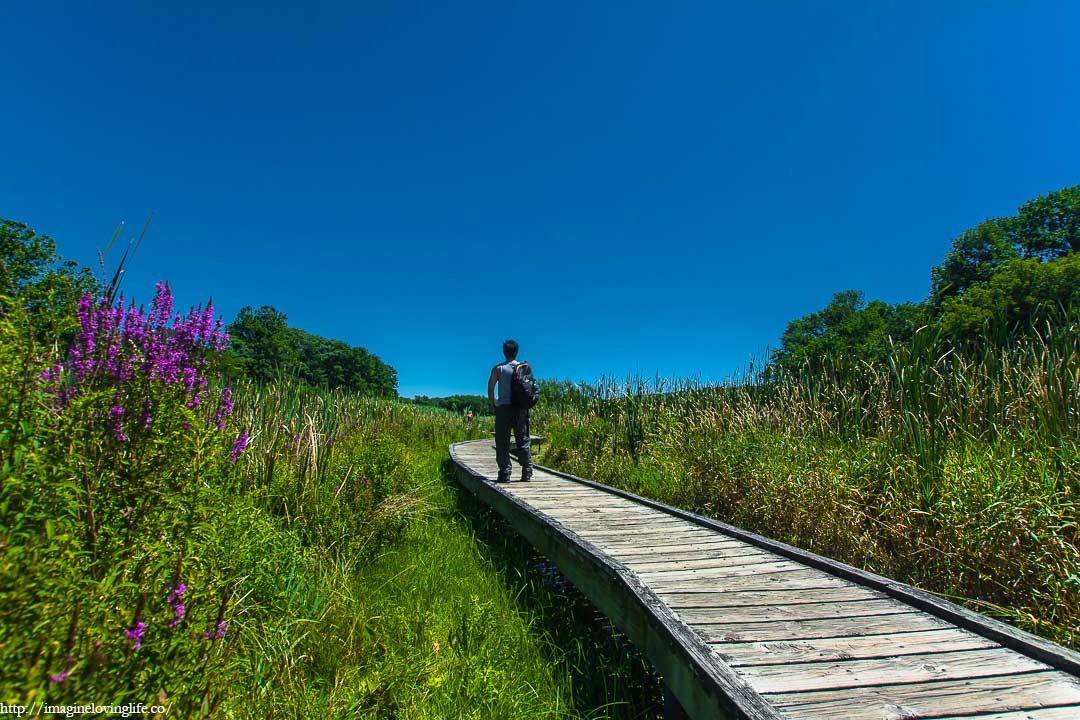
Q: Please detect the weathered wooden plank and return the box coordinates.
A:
[575,527,726,544]
[692,611,948,643]
[742,647,1050,694]
[539,502,669,512]
[559,523,698,538]
[637,559,810,582]
[558,517,696,531]
[645,568,856,593]
[599,534,747,549]
[766,671,1080,720]
[935,708,1080,719]
[598,543,757,560]
[626,557,786,569]
[678,598,911,625]
[577,533,729,550]
[712,628,999,666]
[540,509,682,526]
[660,586,888,608]
[526,500,657,514]
[612,543,758,559]
[515,495,656,507]
[625,552,788,573]
[537,500,689,514]
[541,510,685,524]
[508,486,615,496]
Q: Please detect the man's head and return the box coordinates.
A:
[502,339,519,360]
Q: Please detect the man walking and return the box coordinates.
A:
[487,339,533,483]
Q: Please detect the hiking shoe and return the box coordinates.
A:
[519,473,533,482]
[495,475,511,484]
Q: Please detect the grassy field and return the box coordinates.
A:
[532,319,1080,650]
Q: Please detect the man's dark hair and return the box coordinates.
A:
[503,339,519,360]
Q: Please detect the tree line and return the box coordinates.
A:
[223,305,397,396]
[772,184,1080,372]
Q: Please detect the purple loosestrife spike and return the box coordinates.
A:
[230,430,249,462]
[215,386,234,430]
[111,403,127,442]
[151,282,173,326]
[204,620,227,640]
[124,621,146,651]
[167,583,187,628]
[199,301,215,345]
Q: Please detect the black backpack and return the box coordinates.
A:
[511,361,540,410]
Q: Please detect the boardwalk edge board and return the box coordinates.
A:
[449,442,783,720]
[519,455,1080,678]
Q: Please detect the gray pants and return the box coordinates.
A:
[495,404,532,480]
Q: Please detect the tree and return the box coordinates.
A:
[0,218,97,337]
[225,307,398,395]
[1013,185,1080,260]
[931,184,1080,302]
[931,219,1019,301]
[225,306,298,381]
[937,254,1080,342]
[773,291,927,372]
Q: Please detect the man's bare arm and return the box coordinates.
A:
[487,367,498,411]
[486,371,496,410]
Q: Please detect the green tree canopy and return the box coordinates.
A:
[226,305,397,396]
[226,305,298,380]
[772,290,927,372]
[932,184,1080,301]
[0,217,97,337]
[937,253,1080,342]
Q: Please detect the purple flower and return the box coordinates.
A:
[230,431,249,462]
[124,621,147,651]
[204,620,227,640]
[150,282,173,326]
[49,669,70,684]
[215,386,234,430]
[167,583,187,628]
[111,402,127,442]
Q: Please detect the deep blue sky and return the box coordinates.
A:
[3,2,1077,397]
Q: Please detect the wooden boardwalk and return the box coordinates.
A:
[450,439,1080,720]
